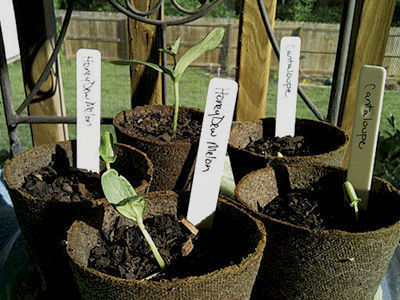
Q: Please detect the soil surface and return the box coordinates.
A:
[245,135,316,156]
[21,164,103,202]
[259,187,386,232]
[88,214,245,280]
[88,215,195,280]
[119,109,202,143]
[260,189,338,230]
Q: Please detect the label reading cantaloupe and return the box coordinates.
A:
[275,36,301,138]
[347,65,386,210]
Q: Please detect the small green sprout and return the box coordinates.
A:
[99,132,166,271]
[112,27,226,138]
[343,181,362,223]
[277,152,284,158]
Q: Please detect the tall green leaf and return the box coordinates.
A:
[173,27,225,81]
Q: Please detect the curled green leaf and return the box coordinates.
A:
[99,132,116,167]
[170,37,181,55]
[116,195,145,222]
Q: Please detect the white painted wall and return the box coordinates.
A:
[0,0,20,62]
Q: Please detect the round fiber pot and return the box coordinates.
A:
[113,105,203,191]
[3,140,152,297]
[67,191,266,300]
[228,118,349,184]
[235,163,400,300]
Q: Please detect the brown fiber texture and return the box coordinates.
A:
[113,105,203,192]
[235,163,400,300]
[3,141,152,297]
[228,118,349,184]
[67,192,266,300]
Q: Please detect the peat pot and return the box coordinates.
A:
[235,163,400,300]
[67,191,266,300]
[228,118,349,184]
[3,140,152,297]
[113,105,203,191]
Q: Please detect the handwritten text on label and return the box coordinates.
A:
[187,78,238,228]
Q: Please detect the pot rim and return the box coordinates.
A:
[3,140,153,203]
[228,117,349,160]
[235,164,400,238]
[66,192,267,288]
[113,105,203,147]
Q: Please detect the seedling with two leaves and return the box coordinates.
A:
[99,132,166,271]
[112,27,226,137]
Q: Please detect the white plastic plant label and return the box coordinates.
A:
[275,36,301,137]
[347,65,386,210]
[187,78,238,228]
[76,49,101,173]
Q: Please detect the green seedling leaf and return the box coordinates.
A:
[159,48,175,56]
[99,132,116,167]
[277,152,284,158]
[116,195,145,222]
[343,181,362,223]
[173,27,225,81]
[170,37,181,55]
[101,169,137,205]
[110,59,174,77]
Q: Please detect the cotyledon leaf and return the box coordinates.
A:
[101,169,137,205]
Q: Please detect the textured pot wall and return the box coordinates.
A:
[3,141,152,296]
[235,163,400,300]
[67,192,266,300]
[228,118,349,184]
[113,105,203,191]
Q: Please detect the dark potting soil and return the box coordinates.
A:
[245,135,317,156]
[88,214,194,280]
[260,188,388,232]
[21,164,103,202]
[119,109,202,143]
[88,215,244,281]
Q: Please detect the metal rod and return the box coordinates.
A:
[0,22,22,156]
[107,0,224,26]
[15,2,73,115]
[125,0,163,16]
[15,116,114,124]
[257,0,325,121]
[161,24,168,105]
[327,0,356,125]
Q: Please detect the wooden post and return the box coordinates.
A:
[12,0,68,146]
[127,0,163,107]
[340,0,396,165]
[235,0,277,121]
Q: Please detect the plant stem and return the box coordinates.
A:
[343,181,361,223]
[106,162,111,170]
[172,79,179,138]
[137,218,166,271]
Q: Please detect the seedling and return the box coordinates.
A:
[343,181,362,223]
[277,152,284,158]
[99,132,166,271]
[112,27,226,137]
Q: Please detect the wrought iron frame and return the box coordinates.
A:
[1,0,352,157]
